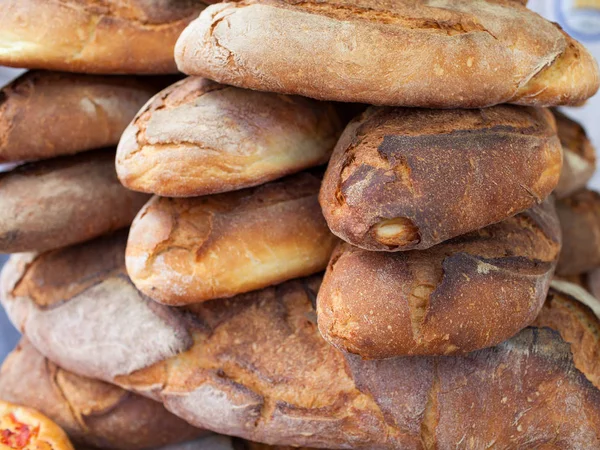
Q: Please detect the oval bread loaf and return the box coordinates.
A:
[320,105,561,252]
[0,71,171,163]
[556,189,600,275]
[0,150,149,253]
[175,0,599,108]
[117,77,342,197]
[317,199,561,358]
[126,172,338,305]
[552,109,596,199]
[3,233,600,448]
[0,0,208,74]
[0,339,203,450]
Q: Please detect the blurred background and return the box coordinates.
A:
[0,0,599,362]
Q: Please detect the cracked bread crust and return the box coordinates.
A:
[125,172,338,305]
[0,0,208,74]
[175,0,599,107]
[556,189,600,276]
[317,199,561,357]
[320,105,561,252]
[116,76,343,197]
[0,339,203,450]
[2,239,600,448]
[0,71,172,163]
[553,110,596,199]
[0,150,149,253]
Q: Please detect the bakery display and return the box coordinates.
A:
[0,150,148,253]
[317,200,561,357]
[0,0,208,74]
[126,172,337,305]
[117,77,342,197]
[0,71,171,162]
[175,0,599,107]
[320,105,561,251]
[0,339,202,450]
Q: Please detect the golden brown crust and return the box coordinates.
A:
[0,0,207,74]
[318,200,562,357]
[117,77,342,197]
[556,189,600,275]
[552,109,596,199]
[175,0,599,107]
[0,339,203,450]
[0,400,75,450]
[3,240,600,448]
[320,105,561,252]
[0,71,172,163]
[126,172,338,305]
[0,150,149,253]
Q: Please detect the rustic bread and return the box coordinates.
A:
[320,105,561,252]
[117,77,342,197]
[0,150,149,253]
[0,71,171,163]
[0,339,203,450]
[0,0,208,74]
[0,400,74,450]
[3,233,600,448]
[175,0,599,108]
[318,199,561,357]
[126,172,337,305]
[556,189,600,275]
[553,109,596,199]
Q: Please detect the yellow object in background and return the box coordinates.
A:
[574,0,600,10]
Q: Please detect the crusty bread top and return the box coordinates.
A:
[175,0,599,107]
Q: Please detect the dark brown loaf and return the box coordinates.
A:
[0,339,203,450]
[556,189,600,275]
[175,0,599,108]
[3,233,600,448]
[0,71,171,163]
[0,0,208,74]
[117,77,342,197]
[320,105,561,252]
[317,199,561,358]
[553,110,596,199]
[0,150,149,253]
[126,172,338,305]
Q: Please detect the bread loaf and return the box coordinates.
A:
[175,0,599,108]
[0,0,208,74]
[0,339,203,450]
[556,189,600,275]
[553,109,596,199]
[117,77,342,197]
[320,105,561,252]
[318,199,561,358]
[3,232,600,448]
[126,172,337,305]
[0,71,171,163]
[0,150,149,253]
[0,400,74,450]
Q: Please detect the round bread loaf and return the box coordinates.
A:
[0,0,207,74]
[0,339,203,450]
[317,199,561,357]
[175,0,599,108]
[126,172,337,305]
[0,150,149,253]
[117,77,342,197]
[0,71,171,163]
[2,237,600,448]
[553,109,596,199]
[556,189,600,276]
[0,400,74,450]
[320,105,561,252]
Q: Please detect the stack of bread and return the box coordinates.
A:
[1,0,600,449]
